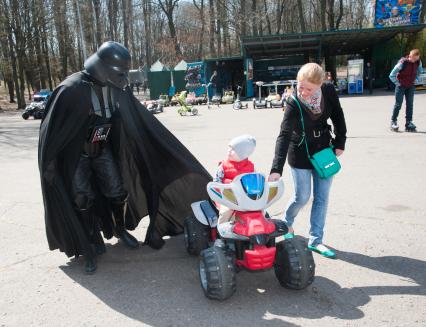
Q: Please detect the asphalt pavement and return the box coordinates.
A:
[0,91,425,327]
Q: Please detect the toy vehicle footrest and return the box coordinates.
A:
[200,201,218,226]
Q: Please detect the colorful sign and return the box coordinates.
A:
[245,58,254,97]
[374,0,422,28]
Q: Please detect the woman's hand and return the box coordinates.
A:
[335,149,344,157]
[268,173,281,181]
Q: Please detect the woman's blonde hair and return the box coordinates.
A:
[297,62,325,85]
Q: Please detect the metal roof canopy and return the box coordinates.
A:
[242,25,426,59]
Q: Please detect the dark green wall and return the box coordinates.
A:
[147,71,186,100]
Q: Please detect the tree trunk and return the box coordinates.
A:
[208,0,215,56]
[327,0,335,30]
[335,0,343,29]
[93,0,103,47]
[7,80,15,103]
[320,0,326,31]
[122,0,129,48]
[251,0,258,36]
[143,0,152,68]
[240,0,246,36]
[8,0,26,108]
[276,0,285,34]
[159,0,182,58]
[193,0,205,59]
[297,0,306,33]
[216,2,222,56]
[263,0,272,35]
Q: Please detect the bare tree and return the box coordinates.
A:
[158,0,182,58]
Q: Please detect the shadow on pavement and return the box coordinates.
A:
[337,250,426,297]
[60,236,375,327]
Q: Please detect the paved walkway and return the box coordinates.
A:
[0,91,425,326]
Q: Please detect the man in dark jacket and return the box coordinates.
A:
[38,41,211,274]
[364,62,374,95]
[389,49,423,132]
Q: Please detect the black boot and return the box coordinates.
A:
[85,254,97,274]
[111,199,139,248]
[79,208,106,255]
[92,229,106,255]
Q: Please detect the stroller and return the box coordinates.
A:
[177,91,199,116]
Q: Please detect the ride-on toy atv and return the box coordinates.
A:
[221,90,235,104]
[22,89,52,120]
[184,173,315,300]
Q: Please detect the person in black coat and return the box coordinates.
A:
[268,63,347,258]
[38,42,211,274]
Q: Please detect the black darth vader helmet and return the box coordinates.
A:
[84,41,131,89]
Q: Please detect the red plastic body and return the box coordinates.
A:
[232,211,277,270]
[233,211,276,236]
[236,244,276,270]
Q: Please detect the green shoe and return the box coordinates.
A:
[308,244,336,259]
[284,232,294,239]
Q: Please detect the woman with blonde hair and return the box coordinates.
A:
[268,62,347,258]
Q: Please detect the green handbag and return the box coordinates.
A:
[291,95,341,179]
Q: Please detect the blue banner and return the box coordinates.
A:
[245,58,254,98]
[374,0,421,28]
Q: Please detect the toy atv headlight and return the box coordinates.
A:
[240,174,265,200]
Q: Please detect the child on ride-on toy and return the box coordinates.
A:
[213,134,256,238]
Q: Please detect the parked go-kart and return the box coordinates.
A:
[266,91,283,108]
[221,90,235,104]
[158,94,169,107]
[177,91,198,116]
[195,93,208,105]
[143,100,163,114]
[184,172,315,300]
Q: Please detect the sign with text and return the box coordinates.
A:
[374,0,422,28]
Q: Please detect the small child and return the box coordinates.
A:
[214,135,256,237]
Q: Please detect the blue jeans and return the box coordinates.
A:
[391,85,415,122]
[283,167,333,247]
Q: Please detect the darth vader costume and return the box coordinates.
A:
[38,41,211,273]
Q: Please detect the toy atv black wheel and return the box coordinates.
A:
[22,112,30,120]
[199,247,236,301]
[183,214,210,255]
[191,108,198,115]
[274,236,315,290]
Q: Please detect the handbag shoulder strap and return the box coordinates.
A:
[291,95,311,159]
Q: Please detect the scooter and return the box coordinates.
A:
[184,172,315,301]
[206,83,220,110]
[252,81,268,109]
[233,86,248,110]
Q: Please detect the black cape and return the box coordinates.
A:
[38,72,211,257]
